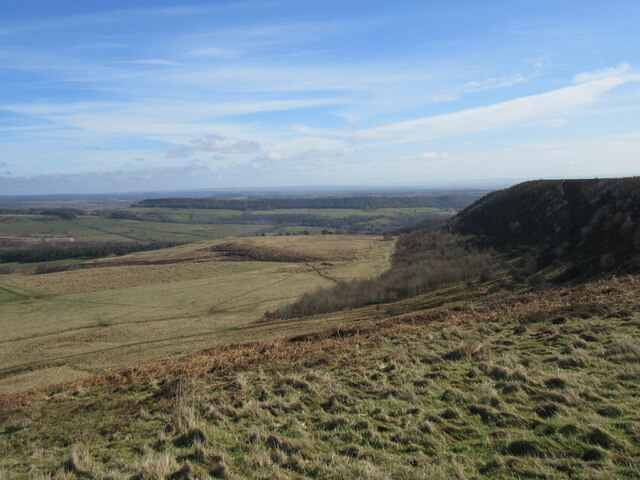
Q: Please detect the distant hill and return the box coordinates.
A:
[134,194,482,211]
[449,177,640,279]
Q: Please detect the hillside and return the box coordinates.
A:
[2,179,640,479]
[1,276,639,478]
[0,236,393,393]
[450,178,640,279]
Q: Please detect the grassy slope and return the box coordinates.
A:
[0,236,393,393]
[1,276,638,479]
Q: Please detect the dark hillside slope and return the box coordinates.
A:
[449,177,640,278]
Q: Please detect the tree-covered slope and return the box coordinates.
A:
[449,178,640,278]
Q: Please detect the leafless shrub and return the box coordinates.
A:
[266,230,492,318]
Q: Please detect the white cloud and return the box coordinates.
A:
[188,47,234,57]
[272,136,347,153]
[0,161,213,194]
[353,66,639,142]
[403,152,451,161]
[459,74,527,93]
[166,134,261,157]
[435,74,528,101]
[290,124,349,137]
[528,54,553,70]
[573,63,630,84]
[266,152,284,161]
[1,98,347,141]
[546,118,567,127]
[124,59,180,66]
[247,142,356,171]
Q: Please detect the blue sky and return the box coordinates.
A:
[1,0,640,194]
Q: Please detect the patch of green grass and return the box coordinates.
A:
[129,206,454,220]
[0,286,27,303]
[130,207,245,220]
[0,257,90,272]
[247,207,452,217]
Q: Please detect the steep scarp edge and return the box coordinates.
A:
[448,177,640,280]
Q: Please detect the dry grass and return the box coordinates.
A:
[0,235,393,393]
[1,275,639,478]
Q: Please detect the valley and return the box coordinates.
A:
[0,235,393,393]
[1,179,639,479]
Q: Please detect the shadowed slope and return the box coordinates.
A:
[450,177,640,278]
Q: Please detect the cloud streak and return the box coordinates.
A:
[0,161,213,195]
[166,134,261,157]
[353,68,639,141]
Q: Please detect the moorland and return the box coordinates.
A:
[1,179,639,479]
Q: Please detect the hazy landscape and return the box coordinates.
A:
[2,1,640,479]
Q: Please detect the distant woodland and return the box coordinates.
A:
[0,241,181,264]
[134,194,480,211]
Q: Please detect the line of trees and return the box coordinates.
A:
[0,241,182,263]
[265,224,492,319]
[0,208,84,220]
[103,211,445,234]
[135,194,480,211]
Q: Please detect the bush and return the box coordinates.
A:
[266,226,491,319]
[600,253,617,271]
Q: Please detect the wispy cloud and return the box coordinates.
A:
[123,59,181,66]
[188,47,235,58]
[3,1,640,192]
[401,152,451,161]
[166,134,261,157]
[0,161,213,195]
[434,74,528,102]
[353,67,639,141]
[573,63,630,84]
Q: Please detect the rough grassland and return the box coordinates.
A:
[0,236,393,393]
[0,276,638,479]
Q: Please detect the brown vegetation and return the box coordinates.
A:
[3,274,637,405]
[1,275,639,478]
[267,226,491,318]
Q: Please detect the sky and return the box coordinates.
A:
[1,0,640,194]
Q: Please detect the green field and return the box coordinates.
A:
[0,206,451,248]
[130,206,453,220]
[0,216,270,245]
